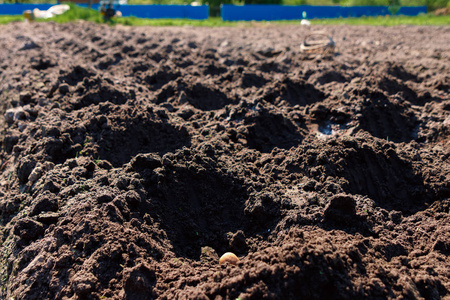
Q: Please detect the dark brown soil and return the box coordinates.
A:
[0,21,449,300]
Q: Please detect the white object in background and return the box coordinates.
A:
[31,8,54,19]
[301,19,311,26]
[47,4,70,16]
[301,11,310,26]
[23,4,70,21]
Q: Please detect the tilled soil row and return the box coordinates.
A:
[0,21,449,299]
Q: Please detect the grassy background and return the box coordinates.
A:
[0,2,449,26]
[2,0,449,9]
[0,15,23,24]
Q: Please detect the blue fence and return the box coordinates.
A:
[0,3,427,21]
[397,6,428,16]
[221,5,427,21]
[0,4,54,15]
[0,3,209,19]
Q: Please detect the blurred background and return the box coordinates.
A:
[1,0,448,11]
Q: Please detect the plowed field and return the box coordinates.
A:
[0,21,449,299]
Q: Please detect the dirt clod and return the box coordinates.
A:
[324,193,357,223]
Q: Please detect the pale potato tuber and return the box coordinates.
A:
[219,252,239,265]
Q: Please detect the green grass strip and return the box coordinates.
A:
[0,3,449,26]
[0,15,24,24]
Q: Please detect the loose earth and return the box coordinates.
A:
[0,21,449,299]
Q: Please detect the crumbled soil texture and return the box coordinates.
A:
[0,21,449,299]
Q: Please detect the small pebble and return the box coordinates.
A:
[59,83,70,95]
[219,252,239,265]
